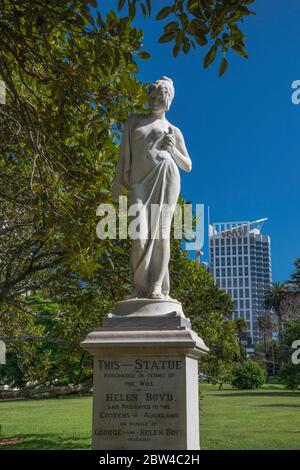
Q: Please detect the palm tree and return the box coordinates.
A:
[291,258,300,290]
[234,317,248,359]
[264,282,289,339]
[258,313,276,374]
[235,317,248,337]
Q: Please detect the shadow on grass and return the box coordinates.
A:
[256,404,300,408]
[0,434,91,450]
[0,394,92,405]
[211,391,300,398]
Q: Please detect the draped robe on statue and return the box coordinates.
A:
[113,115,180,298]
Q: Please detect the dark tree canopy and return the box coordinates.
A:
[0,0,254,389]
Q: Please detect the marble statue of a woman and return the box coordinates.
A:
[112,77,191,300]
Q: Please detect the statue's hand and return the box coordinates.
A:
[162,127,175,155]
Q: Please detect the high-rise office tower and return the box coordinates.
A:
[209,219,272,349]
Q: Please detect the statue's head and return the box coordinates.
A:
[148,76,175,113]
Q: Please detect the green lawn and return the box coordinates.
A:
[0,384,299,450]
[200,383,300,450]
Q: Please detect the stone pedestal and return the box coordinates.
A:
[81,299,208,450]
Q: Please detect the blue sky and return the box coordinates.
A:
[101,1,300,282]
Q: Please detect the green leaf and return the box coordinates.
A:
[113,245,125,254]
[118,0,126,11]
[32,231,48,241]
[140,3,147,18]
[146,0,152,15]
[203,44,217,68]
[156,6,173,20]
[195,32,208,46]
[183,39,190,54]
[191,18,209,33]
[129,1,136,19]
[100,187,110,194]
[164,21,179,33]
[175,30,184,50]
[158,31,177,43]
[187,0,199,10]
[137,50,151,60]
[233,46,248,59]
[96,11,105,27]
[173,43,180,57]
[219,57,228,77]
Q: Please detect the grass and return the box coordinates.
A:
[0,395,92,450]
[0,383,299,450]
[200,383,300,450]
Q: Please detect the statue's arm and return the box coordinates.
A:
[171,126,192,173]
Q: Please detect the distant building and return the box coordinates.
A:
[209,219,272,350]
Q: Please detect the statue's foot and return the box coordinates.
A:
[150,290,165,300]
[163,294,178,302]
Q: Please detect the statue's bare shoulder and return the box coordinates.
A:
[165,121,185,143]
[171,124,184,138]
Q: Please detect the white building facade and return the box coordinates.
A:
[209,219,272,349]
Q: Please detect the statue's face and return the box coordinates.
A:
[149,84,173,113]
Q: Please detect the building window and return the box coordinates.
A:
[233,289,238,298]
[222,279,226,288]
[239,288,243,297]
[216,268,220,277]
[246,299,250,308]
[245,289,249,298]
[228,279,232,287]
[221,257,225,266]
[222,268,226,276]
[239,278,243,287]
[245,278,249,287]
[227,268,232,276]
[233,268,237,276]
[227,257,231,266]
[216,258,220,266]
[244,246,248,254]
[239,267,243,276]
[244,256,248,265]
[233,258,237,266]
[238,256,243,265]
[244,267,249,276]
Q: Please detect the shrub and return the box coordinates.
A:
[231,360,266,390]
[279,364,300,390]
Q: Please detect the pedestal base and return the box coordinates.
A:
[81,310,208,450]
